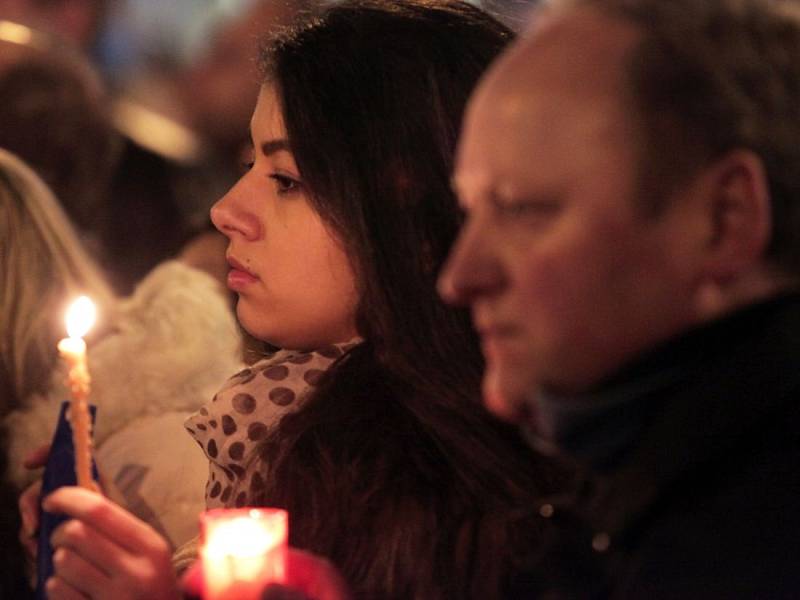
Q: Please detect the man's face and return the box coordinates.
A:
[439,10,707,422]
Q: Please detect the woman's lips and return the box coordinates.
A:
[227,269,258,290]
[226,256,258,291]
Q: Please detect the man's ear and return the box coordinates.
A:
[699,149,772,282]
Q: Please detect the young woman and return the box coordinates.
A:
[42,2,568,599]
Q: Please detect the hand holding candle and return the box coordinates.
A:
[56,295,96,490]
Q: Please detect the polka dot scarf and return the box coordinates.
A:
[185,340,360,510]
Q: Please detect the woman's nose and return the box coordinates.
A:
[210,184,261,240]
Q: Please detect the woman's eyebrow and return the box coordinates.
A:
[261,139,291,156]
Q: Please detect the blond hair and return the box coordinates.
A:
[0,149,115,415]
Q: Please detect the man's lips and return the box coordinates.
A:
[476,324,520,359]
[475,321,518,339]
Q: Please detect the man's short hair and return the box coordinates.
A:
[551,0,800,277]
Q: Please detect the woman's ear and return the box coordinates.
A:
[700,149,772,283]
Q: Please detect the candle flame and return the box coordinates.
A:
[204,511,285,559]
[201,508,288,597]
[65,296,96,339]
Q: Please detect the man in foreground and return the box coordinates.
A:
[438,0,800,596]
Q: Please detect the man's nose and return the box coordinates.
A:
[438,218,505,306]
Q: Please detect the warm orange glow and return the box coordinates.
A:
[57,336,86,359]
[64,296,96,339]
[200,508,288,600]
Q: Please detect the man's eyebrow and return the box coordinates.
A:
[450,175,472,202]
[261,139,291,156]
[451,173,487,209]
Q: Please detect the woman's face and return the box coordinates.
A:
[211,85,359,350]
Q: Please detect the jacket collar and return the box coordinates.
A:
[536,293,800,538]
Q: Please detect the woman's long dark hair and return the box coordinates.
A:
[253,2,567,597]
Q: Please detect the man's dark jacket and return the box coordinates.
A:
[507,295,800,599]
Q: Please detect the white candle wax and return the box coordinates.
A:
[57,296,96,489]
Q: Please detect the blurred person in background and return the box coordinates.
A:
[116,0,320,184]
[0,0,109,50]
[0,22,119,255]
[1,147,243,589]
[0,17,221,294]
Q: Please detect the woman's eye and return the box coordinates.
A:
[269,173,301,195]
[241,161,255,173]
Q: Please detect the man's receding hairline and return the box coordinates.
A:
[481,3,641,114]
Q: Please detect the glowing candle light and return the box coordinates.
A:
[56,296,96,490]
[200,508,288,600]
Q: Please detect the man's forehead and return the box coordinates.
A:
[454,6,642,190]
[495,6,641,99]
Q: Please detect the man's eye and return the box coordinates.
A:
[491,196,561,220]
[241,161,254,173]
[269,173,301,195]
[495,201,529,217]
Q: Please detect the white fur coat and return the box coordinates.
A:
[4,261,244,546]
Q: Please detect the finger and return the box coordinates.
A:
[180,560,204,597]
[48,497,178,598]
[23,443,51,469]
[19,480,42,538]
[43,487,167,556]
[45,576,90,600]
[50,518,127,578]
[53,546,110,598]
[286,549,350,600]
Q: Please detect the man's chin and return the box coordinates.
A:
[481,364,537,424]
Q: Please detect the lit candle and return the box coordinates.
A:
[200,508,288,600]
[56,296,96,490]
